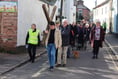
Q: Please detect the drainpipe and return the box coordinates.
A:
[117,0,118,33]
[109,0,113,33]
[60,0,63,25]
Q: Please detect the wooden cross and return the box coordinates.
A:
[41,4,57,45]
[42,4,57,30]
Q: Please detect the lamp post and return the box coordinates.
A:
[60,0,63,24]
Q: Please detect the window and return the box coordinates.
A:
[78,9,83,14]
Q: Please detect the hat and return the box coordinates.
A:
[55,21,60,24]
[49,21,55,25]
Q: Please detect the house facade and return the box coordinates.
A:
[56,0,76,24]
[76,0,90,22]
[93,0,118,34]
[0,0,58,50]
[63,0,76,24]
[112,0,118,33]
[93,0,110,33]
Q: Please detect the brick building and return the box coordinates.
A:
[75,0,90,22]
[0,0,17,50]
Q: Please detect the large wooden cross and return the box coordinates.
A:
[41,4,57,45]
[42,4,57,29]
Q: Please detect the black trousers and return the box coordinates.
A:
[55,49,58,64]
[93,40,101,57]
[28,44,37,62]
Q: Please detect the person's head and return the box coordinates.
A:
[31,24,36,30]
[62,19,68,27]
[49,21,55,30]
[85,23,89,28]
[55,21,60,27]
[77,23,80,27]
[96,21,101,27]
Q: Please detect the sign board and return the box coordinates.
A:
[0,1,17,12]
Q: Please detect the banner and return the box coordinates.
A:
[0,1,17,12]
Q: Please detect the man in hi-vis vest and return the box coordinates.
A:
[26,24,40,63]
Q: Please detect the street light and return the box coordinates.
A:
[60,0,63,24]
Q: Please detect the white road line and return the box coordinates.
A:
[32,61,48,78]
[105,40,118,59]
[105,46,118,71]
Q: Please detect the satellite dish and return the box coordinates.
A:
[40,0,57,5]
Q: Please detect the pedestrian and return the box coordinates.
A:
[90,21,105,59]
[83,23,91,49]
[56,19,70,67]
[55,21,61,64]
[25,24,40,63]
[45,21,62,71]
[76,22,84,50]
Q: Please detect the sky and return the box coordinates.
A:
[84,0,106,10]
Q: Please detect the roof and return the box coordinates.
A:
[93,0,110,9]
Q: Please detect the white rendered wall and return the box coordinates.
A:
[93,2,110,33]
[17,0,57,46]
[63,0,76,24]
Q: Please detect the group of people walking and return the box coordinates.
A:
[25,19,105,71]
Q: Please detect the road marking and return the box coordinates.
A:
[32,61,48,78]
[105,47,118,71]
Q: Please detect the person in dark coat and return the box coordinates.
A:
[70,22,78,47]
[90,21,105,59]
[77,23,84,50]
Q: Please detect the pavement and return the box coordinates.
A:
[105,33,118,57]
[0,33,118,76]
[0,46,46,75]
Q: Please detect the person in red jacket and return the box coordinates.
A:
[90,21,105,59]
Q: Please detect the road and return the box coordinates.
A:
[1,43,118,79]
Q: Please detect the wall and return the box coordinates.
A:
[93,2,110,33]
[17,0,57,46]
[63,0,76,24]
[0,0,17,50]
[112,0,118,33]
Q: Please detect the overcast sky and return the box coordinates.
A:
[84,0,106,10]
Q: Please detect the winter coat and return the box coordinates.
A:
[90,26,105,48]
[60,25,70,46]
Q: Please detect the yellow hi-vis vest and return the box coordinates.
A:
[28,29,40,45]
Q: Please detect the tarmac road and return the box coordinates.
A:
[1,43,118,79]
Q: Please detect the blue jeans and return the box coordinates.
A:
[47,44,56,67]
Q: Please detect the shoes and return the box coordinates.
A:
[49,66,54,71]
[56,64,62,67]
[95,56,98,59]
[92,55,98,59]
[62,64,66,67]
[92,56,95,59]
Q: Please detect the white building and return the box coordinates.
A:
[17,0,57,46]
[112,0,118,33]
[55,0,76,24]
[63,0,76,24]
[93,0,110,33]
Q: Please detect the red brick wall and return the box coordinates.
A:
[76,8,90,21]
[0,12,17,50]
[82,9,90,20]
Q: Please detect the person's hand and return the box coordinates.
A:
[25,44,28,48]
[45,30,49,34]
